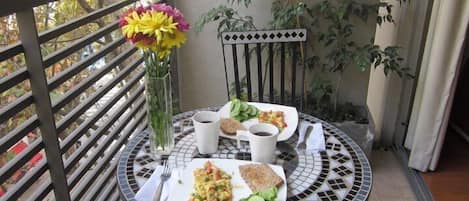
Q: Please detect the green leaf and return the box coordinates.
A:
[377,16,382,25]
[386,15,393,22]
[319,1,329,13]
[225,10,233,18]
[318,33,325,41]
[325,38,335,46]
[384,66,389,75]
[375,55,382,66]
[337,7,346,19]
[217,19,227,33]
[386,5,392,14]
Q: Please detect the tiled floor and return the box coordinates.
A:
[368,149,417,201]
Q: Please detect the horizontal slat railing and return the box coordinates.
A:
[110,189,120,201]
[0,68,28,94]
[98,179,118,201]
[67,97,144,193]
[51,46,137,113]
[25,67,144,201]
[0,139,43,185]
[0,160,48,201]
[0,92,33,124]
[82,158,119,200]
[60,69,144,153]
[48,37,127,90]
[0,116,39,153]
[20,62,139,200]
[0,0,149,199]
[0,42,23,62]
[43,21,119,68]
[64,82,145,173]
[70,102,146,200]
[29,179,53,201]
[26,99,138,199]
[38,0,136,44]
[55,56,142,134]
[0,0,57,17]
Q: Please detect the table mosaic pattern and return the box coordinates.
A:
[117,107,372,201]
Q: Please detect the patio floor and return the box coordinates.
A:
[368,149,417,201]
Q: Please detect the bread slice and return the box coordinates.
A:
[220,118,246,135]
[239,164,284,192]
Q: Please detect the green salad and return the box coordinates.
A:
[230,99,261,122]
[240,187,278,201]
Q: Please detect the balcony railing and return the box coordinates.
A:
[0,0,147,200]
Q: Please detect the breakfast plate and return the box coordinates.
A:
[218,101,299,141]
[167,158,287,201]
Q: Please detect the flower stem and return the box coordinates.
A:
[144,50,173,155]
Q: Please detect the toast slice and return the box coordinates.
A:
[220,118,246,135]
[239,164,284,192]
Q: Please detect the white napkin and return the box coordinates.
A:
[135,166,179,201]
[297,122,326,154]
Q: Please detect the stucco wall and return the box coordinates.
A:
[366,0,432,145]
[175,0,374,111]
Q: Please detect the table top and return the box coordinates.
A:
[117,107,372,201]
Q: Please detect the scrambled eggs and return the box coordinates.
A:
[258,111,287,130]
[189,161,232,201]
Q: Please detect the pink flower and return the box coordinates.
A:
[119,6,149,27]
[119,9,132,26]
[151,3,190,31]
[171,8,190,31]
[129,33,155,45]
[150,3,173,13]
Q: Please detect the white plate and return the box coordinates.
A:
[168,159,287,201]
[218,101,298,141]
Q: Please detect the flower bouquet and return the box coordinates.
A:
[120,3,189,155]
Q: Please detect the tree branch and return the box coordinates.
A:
[77,0,95,13]
[98,0,105,8]
[44,36,84,44]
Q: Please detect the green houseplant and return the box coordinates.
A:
[195,0,412,122]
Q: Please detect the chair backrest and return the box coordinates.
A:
[221,29,307,111]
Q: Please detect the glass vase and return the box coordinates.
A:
[144,52,174,156]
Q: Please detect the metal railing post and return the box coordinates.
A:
[16,8,72,201]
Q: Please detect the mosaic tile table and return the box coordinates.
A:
[117,107,372,201]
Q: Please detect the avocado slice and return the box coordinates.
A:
[248,105,258,116]
[230,101,241,117]
[240,101,249,111]
[247,195,265,201]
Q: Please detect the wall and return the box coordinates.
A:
[367,0,433,145]
[176,0,375,111]
[175,0,273,111]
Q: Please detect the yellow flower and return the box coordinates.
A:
[161,30,186,49]
[120,9,187,58]
[122,11,143,38]
[139,12,178,42]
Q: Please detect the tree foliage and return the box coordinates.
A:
[0,0,126,187]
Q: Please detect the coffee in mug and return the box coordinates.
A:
[236,123,279,163]
[192,111,220,154]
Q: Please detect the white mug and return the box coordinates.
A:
[192,111,220,154]
[237,123,279,163]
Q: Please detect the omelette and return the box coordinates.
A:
[188,161,232,201]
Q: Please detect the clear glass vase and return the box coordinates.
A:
[144,51,174,156]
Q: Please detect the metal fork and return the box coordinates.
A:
[153,161,172,201]
[297,125,313,149]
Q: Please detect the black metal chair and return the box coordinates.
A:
[220,29,307,111]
